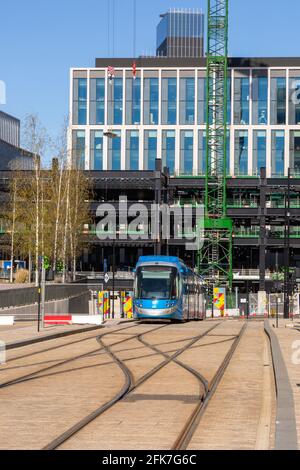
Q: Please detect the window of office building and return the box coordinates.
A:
[198,130,207,175]
[180,131,193,175]
[290,131,300,172]
[289,72,300,125]
[180,77,195,125]
[126,131,139,170]
[270,73,286,125]
[144,77,159,125]
[108,77,123,125]
[72,130,85,169]
[199,130,230,176]
[197,76,206,124]
[90,78,105,125]
[162,130,175,175]
[234,74,250,125]
[162,76,177,125]
[126,78,141,125]
[253,130,266,176]
[144,131,157,170]
[252,72,268,125]
[234,130,248,176]
[226,76,232,125]
[90,131,103,170]
[271,131,285,177]
[108,131,121,170]
[73,78,87,125]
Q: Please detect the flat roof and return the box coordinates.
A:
[95,57,300,68]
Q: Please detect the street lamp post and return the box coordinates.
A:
[112,239,115,319]
[284,168,291,319]
[103,129,118,320]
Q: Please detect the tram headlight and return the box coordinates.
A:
[135,306,177,315]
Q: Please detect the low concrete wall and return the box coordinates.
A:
[0,316,14,325]
[72,315,103,326]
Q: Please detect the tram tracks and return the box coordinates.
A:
[0,322,141,388]
[0,320,248,450]
[44,323,220,450]
[173,323,247,450]
[134,322,247,449]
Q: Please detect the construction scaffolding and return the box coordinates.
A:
[198,0,233,289]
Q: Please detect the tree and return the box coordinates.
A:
[22,114,48,285]
[68,169,91,280]
[51,117,69,274]
[6,115,91,284]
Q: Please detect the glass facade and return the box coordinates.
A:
[234,76,250,125]
[179,78,195,124]
[198,130,206,175]
[126,131,139,170]
[108,131,121,170]
[144,131,157,170]
[156,10,204,58]
[252,73,268,125]
[90,131,103,170]
[253,130,266,176]
[71,65,300,176]
[197,77,206,125]
[290,131,300,172]
[162,77,177,125]
[144,78,159,125]
[180,131,193,175]
[289,76,300,125]
[90,78,105,125]
[108,78,123,125]
[72,130,85,169]
[162,130,175,175]
[271,131,285,176]
[227,77,231,125]
[126,78,141,125]
[234,130,248,176]
[270,76,286,125]
[73,78,87,125]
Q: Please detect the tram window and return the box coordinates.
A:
[135,266,179,300]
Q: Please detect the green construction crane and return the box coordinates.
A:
[198,0,233,289]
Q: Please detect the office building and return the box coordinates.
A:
[156,9,205,58]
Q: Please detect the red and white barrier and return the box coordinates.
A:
[44,316,72,325]
[44,315,103,326]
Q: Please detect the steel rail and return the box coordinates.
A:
[44,323,219,450]
[173,322,247,450]
[0,322,147,389]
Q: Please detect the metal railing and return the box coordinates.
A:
[227,201,259,208]
[173,169,205,178]
[0,284,89,310]
[77,270,135,280]
[233,269,272,279]
[234,227,260,238]
[234,227,300,239]
[89,227,148,236]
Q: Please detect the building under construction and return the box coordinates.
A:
[1,3,300,306]
[68,55,300,294]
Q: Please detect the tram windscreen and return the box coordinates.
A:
[135,266,179,300]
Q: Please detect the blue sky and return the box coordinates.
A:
[0,0,299,161]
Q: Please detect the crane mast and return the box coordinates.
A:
[198,0,233,289]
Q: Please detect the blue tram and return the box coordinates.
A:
[133,256,206,321]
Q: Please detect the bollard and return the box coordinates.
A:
[98,291,104,323]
